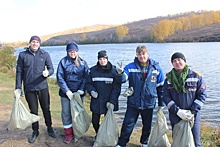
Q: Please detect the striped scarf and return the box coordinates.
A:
[166,65,189,93]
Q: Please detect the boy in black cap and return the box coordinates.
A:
[15,35,57,143]
[163,52,207,147]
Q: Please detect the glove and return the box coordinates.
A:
[66,90,73,100]
[116,62,124,75]
[123,87,134,97]
[91,91,98,98]
[77,90,84,95]
[14,89,22,99]
[177,109,194,121]
[106,102,114,109]
[42,66,49,77]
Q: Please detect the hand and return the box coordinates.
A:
[177,109,194,121]
[14,89,22,99]
[66,90,73,100]
[116,62,124,75]
[77,90,84,95]
[42,66,49,77]
[123,87,134,97]
[106,102,114,109]
[91,91,98,98]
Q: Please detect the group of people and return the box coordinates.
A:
[15,35,207,147]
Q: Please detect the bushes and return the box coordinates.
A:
[0,45,16,73]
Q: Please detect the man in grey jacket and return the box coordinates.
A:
[15,35,57,143]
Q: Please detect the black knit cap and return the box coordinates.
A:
[171,52,186,63]
[29,35,41,43]
[98,50,108,59]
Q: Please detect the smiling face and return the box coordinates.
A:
[29,40,40,51]
[98,57,108,66]
[68,50,78,58]
[136,51,149,64]
[172,58,186,72]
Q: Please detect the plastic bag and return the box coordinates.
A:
[70,92,91,141]
[171,119,195,147]
[148,108,171,147]
[7,89,41,131]
[93,104,119,147]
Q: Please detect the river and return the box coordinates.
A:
[15,42,220,128]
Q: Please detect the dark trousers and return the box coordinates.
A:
[25,88,52,132]
[92,112,106,134]
[118,106,153,146]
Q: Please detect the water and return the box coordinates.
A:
[15,42,220,128]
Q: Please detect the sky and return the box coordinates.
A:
[0,0,220,42]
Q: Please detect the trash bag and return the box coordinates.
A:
[70,92,91,141]
[93,104,119,147]
[171,118,195,147]
[148,109,171,147]
[7,89,41,131]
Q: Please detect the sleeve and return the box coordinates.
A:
[109,70,122,105]
[163,79,180,114]
[122,64,129,83]
[56,60,69,93]
[15,53,23,89]
[190,76,207,113]
[86,68,97,94]
[156,67,165,106]
[45,52,54,76]
[79,61,89,91]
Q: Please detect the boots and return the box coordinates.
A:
[64,127,73,144]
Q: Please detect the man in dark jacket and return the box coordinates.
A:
[163,52,207,147]
[116,45,165,147]
[15,35,57,143]
[86,50,122,140]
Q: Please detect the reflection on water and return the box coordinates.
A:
[15,42,220,128]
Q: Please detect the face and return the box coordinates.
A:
[68,50,78,58]
[172,58,186,72]
[136,51,149,64]
[29,40,40,51]
[98,57,108,66]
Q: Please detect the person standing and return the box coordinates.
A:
[116,45,165,147]
[56,42,89,144]
[163,52,207,147]
[86,50,122,140]
[15,35,57,143]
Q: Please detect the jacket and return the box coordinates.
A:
[86,61,122,114]
[57,56,89,97]
[123,57,165,109]
[163,69,207,114]
[15,48,54,92]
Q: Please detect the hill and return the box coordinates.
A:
[40,11,220,46]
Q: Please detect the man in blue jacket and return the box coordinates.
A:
[15,35,57,143]
[116,45,165,147]
[163,52,207,147]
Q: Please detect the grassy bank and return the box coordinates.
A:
[0,72,219,146]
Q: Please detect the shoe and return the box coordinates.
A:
[115,145,121,147]
[48,127,58,138]
[141,144,148,147]
[28,131,39,143]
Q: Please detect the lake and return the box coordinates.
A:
[15,42,220,128]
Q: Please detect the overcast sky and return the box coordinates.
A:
[0,0,220,42]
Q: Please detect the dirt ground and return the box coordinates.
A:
[0,103,140,147]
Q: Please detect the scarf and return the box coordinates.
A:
[166,65,189,93]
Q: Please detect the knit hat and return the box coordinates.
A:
[66,42,79,52]
[171,52,186,63]
[98,50,108,59]
[29,35,41,43]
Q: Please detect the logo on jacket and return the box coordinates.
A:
[151,76,156,82]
